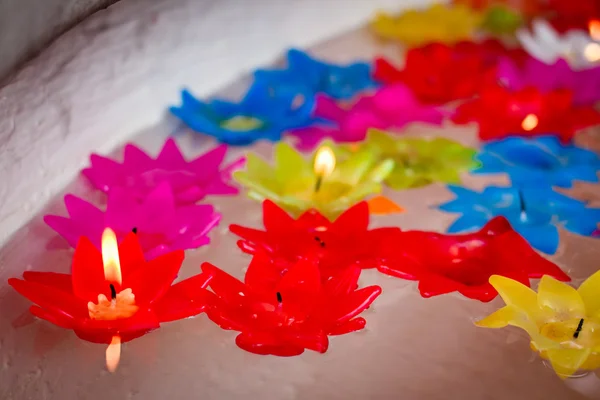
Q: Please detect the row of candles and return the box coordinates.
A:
[7,0,600,380]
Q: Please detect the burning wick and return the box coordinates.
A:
[521,114,538,131]
[574,318,585,339]
[314,236,326,248]
[313,146,336,193]
[131,227,138,234]
[518,190,527,222]
[276,292,283,304]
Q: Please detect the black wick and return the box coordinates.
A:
[131,227,138,234]
[109,283,117,300]
[314,236,326,248]
[518,190,526,214]
[314,176,323,193]
[276,292,283,304]
[574,318,585,339]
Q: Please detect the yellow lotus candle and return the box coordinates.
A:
[370,3,483,46]
[233,142,394,219]
[476,273,600,378]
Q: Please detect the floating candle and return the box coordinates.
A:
[233,142,394,219]
[44,182,221,259]
[201,254,382,356]
[452,83,600,142]
[253,48,378,100]
[230,200,401,279]
[476,273,600,378]
[83,139,245,204]
[9,230,211,371]
[169,81,316,145]
[376,217,570,302]
[370,3,483,46]
[345,129,478,190]
[438,185,600,254]
[475,136,600,188]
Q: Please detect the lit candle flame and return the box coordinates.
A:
[314,146,336,177]
[521,114,538,131]
[101,228,122,285]
[106,335,121,373]
[584,43,600,63]
[589,19,600,41]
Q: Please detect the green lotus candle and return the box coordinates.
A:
[344,129,478,190]
[233,142,394,219]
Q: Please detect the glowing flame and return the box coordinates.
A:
[589,19,600,41]
[314,146,336,177]
[521,114,538,131]
[101,228,122,285]
[584,43,600,63]
[106,335,121,373]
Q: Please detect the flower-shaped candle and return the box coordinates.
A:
[313,84,446,142]
[438,185,600,254]
[83,139,244,204]
[377,217,569,302]
[233,142,394,219]
[201,254,382,356]
[475,136,600,188]
[370,3,483,46]
[545,0,600,33]
[170,81,315,145]
[9,229,210,371]
[253,48,378,100]
[476,273,600,377]
[373,42,500,105]
[348,129,478,190]
[44,182,221,259]
[497,56,600,106]
[230,200,401,278]
[516,19,600,70]
[451,83,600,142]
[480,4,524,35]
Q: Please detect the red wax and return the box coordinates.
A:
[230,200,401,279]
[374,41,519,104]
[452,84,600,142]
[201,253,382,356]
[9,233,211,344]
[377,217,571,302]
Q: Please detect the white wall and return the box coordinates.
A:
[0,0,115,80]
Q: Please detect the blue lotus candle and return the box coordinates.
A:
[437,185,600,254]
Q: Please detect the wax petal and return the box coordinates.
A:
[153,274,212,322]
[577,270,600,316]
[475,306,518,328]
[276,258,322,319]
[323,266,361,297]
[74,309,161,344]
[333,201,369,232]
[22,271,73,293]
[29,305,74,329]
[489,275,538,312]
[117,232,147,279]
[202,263,251,307]
[546,348,592,379]
[537,276,585,318]
[126,250,184,306]
[324,286,381,326]
[235,332,305,357]
[329,317,366,335]
[9,278,88,320]
[71,236,108,302]
[244,252,283,294]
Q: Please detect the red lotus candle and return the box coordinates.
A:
[376,217,571,302]
[9,229,210,371]
[201,253,381,356]
[374,41,511,104]
[452,83,600,142]
[230,200,401,279]
[545,0,600,33]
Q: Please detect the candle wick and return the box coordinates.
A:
[574,318,585,339]
[276,292,282,304]
[314,236,325,247]
[314,175,323,193]
[109,284,117,300]
[131,227,138,234]
[518,190,526,213]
